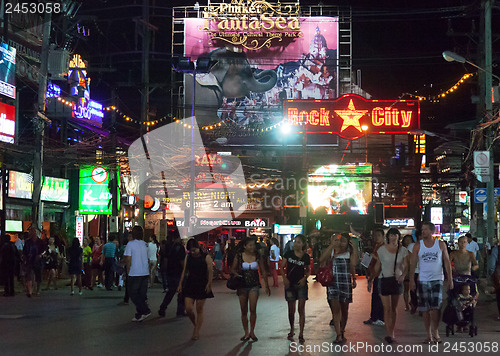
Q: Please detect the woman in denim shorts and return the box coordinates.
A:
[231,237,270,342]
[280,234,310,344]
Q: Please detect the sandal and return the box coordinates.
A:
[298,335,305,344]
[240,336,250,341]
[433,337,442,344]
[333,336,344,344]
[422,338,434,344]
[287,332,295,340]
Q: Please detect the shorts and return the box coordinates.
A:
[285,284,308,302]
[378,277,403,296]
[417,280,443,311]
[237,286,260,296]
[215,259,223,271]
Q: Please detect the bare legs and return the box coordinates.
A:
[380,294,400,339]
[403,280,410,310]
[70,274,82,294]
[185,297,206,340]
[288,299,306,341]
[238,291,259,340]
[423,309,441,340]
[329,299,349,342]
[45,268,58,290]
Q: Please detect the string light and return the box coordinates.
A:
[405,73,475,103]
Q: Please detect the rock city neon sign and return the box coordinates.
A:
[284,94,420,140]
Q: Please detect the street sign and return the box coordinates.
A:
[475,168,490,175]
[459,191,467,203]
[474,188,487,203]
[474,151,490,169]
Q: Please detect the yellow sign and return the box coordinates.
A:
[202,0,301,50]
[69,54,86,69]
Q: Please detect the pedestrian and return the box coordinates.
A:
[364,228,385,326]
[270,238,280,287]
[124,226,151,322]
[226,239,237,275]
[320,233,358,344]
[231,236,271,342]
[117,234,133,306]
[407,229,422,314]
[102,234,117,291]
[158,230,187,317]
[147,235,159,287]
[23,227,43,297]
[90,237,104,289]
[82,237,92,288]
[401,234,413,311]
[488,241,500,320]
[177,238,214,340]
[450,236,479,277]
[409,222,453,344]
[283,235,295,257]
[280,234,310,344]
[0,234,18,296]
[158,239,170,292]
[42,237,60,291]
[465,233,480,277]
[213,238,225,280]
[369,228,409,344]
[67,238,83,296]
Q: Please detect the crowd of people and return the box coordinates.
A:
[1,221,499,345]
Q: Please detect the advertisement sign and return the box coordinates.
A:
[76,216,84,245]
[173,217,269,228]
[308,164,372,215]
[274,224,303,234]
[284,94,420,140]
[5,220,23,232]
[184,16,338,128]
[431,207,443,225]
[459,191,467,203]
[8,171,69,203]
[0,102,16,144]
[0,42,16,99]
[79,166,113,214]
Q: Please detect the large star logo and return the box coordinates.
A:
[335,99,368,132]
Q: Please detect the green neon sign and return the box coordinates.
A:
[79,165,112,214]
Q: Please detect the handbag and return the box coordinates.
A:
[380,244,401,296]
[316,260,334,287]
[227,274,245,290]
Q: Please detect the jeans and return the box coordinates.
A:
[160,270,168,291]
[159,275,185,314]
[128,275,150,318]
[104,257,115,290]
[370,277,384,321]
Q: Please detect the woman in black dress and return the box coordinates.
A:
[177,238,214,340]
[67,238,83,295]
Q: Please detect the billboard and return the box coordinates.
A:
[308,164,372,215]
[0,42,16,99]
[0,102,16,144]
[184,16,338,128]
[284,94,420,140]
[79,166,113,214]
[8,171,69,203]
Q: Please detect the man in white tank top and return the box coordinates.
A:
[409,222,453,344]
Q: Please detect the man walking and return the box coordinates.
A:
[102,234,117,291]
[158,230,186,317]
[124,226,151,322]
[364,228,385,326]
[410,222,453,344]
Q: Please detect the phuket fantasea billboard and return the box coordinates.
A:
[183,12,338,129]
[308,164,372,215]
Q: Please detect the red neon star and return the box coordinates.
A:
[335,99,368,132]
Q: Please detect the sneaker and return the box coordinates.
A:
[70,291,74,296]
[373,320,385,326]
[138,313,151,322]
[131,316,141,322]
[79,291,83,296]
[97,284,103,288]
[363,319,374,325]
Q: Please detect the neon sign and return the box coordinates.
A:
[46,82,61,98]
[284,94,420,140]
[0,102,15,144]
[201,0,301,50]
[0,42,16,99]
[72,99,104,127]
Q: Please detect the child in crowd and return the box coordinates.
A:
[456,284,477,333]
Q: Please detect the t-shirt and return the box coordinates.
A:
[166,242,186,276]
[407,242,420,273]
[284,250,310,285]
[83,246,92,263]
[466,240,480,259]
[270,245,280,262]
[124,240,149,276]
[377,245,408,278]
[102,242,116,258]
[148,242,158,261]
[214,243,223,261]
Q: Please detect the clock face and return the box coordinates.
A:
[91,166,108,184]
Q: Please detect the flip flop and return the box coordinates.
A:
[287,332,295,340]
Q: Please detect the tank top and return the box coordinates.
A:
[418,239,443,282]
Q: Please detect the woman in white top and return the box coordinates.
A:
[369,228,409,344]
[147,235,159,288]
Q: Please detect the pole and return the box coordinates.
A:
[32,11,51,230]
[484,0,495,245]
[188,66,196,235]
[138,0,150,228]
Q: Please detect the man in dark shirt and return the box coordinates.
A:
[23,227,43,297]
[158,230,186,317]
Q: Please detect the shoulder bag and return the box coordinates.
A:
[316,249,335,287]
[380,245,401,296]
[227,253,245,290]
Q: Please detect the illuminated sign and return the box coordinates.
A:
[384,218,415,227]
[8,171,69,203]
[431,207,443,225]
[46,82,61,98]
[174,217,269,228]
[308,164,372,215]
[274,224,303,234]
[284,94,420,140]
[0,102,16,144]
[0,42,16,99]
[79,165,113,214]
[72,99,104,127]
[195,154,224,167]
[76,216,84,245]
[201,0,301,50]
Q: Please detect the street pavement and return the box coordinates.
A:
[1,277,500,356]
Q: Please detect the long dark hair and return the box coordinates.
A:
[386,228,401,244]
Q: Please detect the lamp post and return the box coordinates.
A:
[442,40,498,245]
